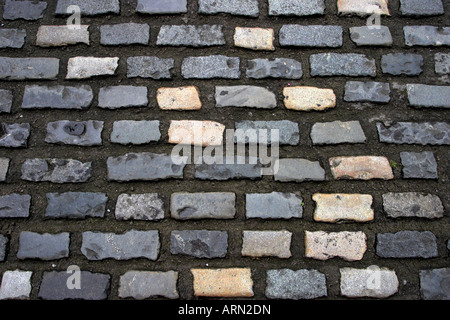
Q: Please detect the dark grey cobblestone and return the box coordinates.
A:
[45,192,108,219]
[0,194,31,218]
[407,84,450,108]
[235,120,299,145]
[136,0,187,14]
[279,25,342,48]
[400,0,444,16]
[55,0,120,16]
[404,26,450,46]
[0,158,9,182]
[376,231,438,259]
[111,120,160,145]
[21,158,93,183]
[115,193,164,221]
[0,235,7,261]
[101,23,150,45]
[0,57,59,80]
[45,120,104,146]
[0,89,13,113]
[3,0,47,20]
[381,53,424,76]
[198,0,259,17]
[377,122,450,145]
[195,157,262,180]
[182,55,240,79]
[382,192,444,219]
[22,85,93,110]
[310,53,376,77]
[98,86,148,109]
[268,0,325,16]
[157,25,225,47]
[420,268,450,300]
[17,231,70,260]
[344,81,390,103]
[119,271,179,299]
[246,58,303,79]
[0,29,26,48]
[310,121,366,145]
[0,123,30,148]
[274,159,325,182]
[435,53,450,74]
[246,192,303,219]
[349,26,392,47]
[215,86,276,109]
[127,56,174,79]
[170,192,236,220]
[170,230,228,258]
[266,269,327,299]
[400,151,438,179]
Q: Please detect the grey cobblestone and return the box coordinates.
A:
[310,53,376,77]
[36,25,89,47]
[3,0,47,20]
[377,122,450,145]
[382,192,444,219]
[0,90,13,113]
[235,120,299,145]
[17,231,70,260]
[55,0,120,16]
[420,268,450,300]
[381,53,424,76]
[111,120,160,145]
[119,271,179,299]
[157,25,225,47]
[136,0,187,14]
[344,81,390,103]
[279,25,342,47]
[246,192,303,219]
[246,58,303,79]
[400,0,444,16]
[127,56,174,79]
[0,158,9,182]
[21,158,93,183]
[170,230,228,258]
[404,26,450,47]
[435,53,450,74]
[100,23,150,46]
[0,270,32,300]
[311,121,366,145]
[215,86,276,109]
[0,29,26,48]
[115,193,164,221]
[22,85,93,110]
[0,57,59,80]
[349,26,392,47]
[407,84,450,108]
[274,159,325,182]
[198,0,259,17]
[0,235,8,261]
[0,123,30,148]
[266,269,327,299]
[98,86,148,109]
[376,231,438,258]
[182,55,240,79]
[400,151,438,179]
[0,194,31,218]
[340,267,399,298]
[45,192,108,219]
[170,192,236,220]
[268,0,325,16]
[195,157,262,180]
[45,120,103,146]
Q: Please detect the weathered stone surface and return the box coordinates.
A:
[279,25,342,47]
[376,231,438,258]
[344,81,390,103]
[407,84,450,108]
[242,230,292,258]
[0,236,6,262]
[235,120,300,145]
[119,271,179,300]
[340,267,399,298]
[283,86,336,111]
[170,230,228,258]
[21,158,92,183]
[0,270,32,300]
[136,0,187,14]
[127,56,174,79]
[171,192,236,220]
[0,57,59,80]
[349,26,392,46]
[268,0,325,16]
[382,192,444,219]
[101,23,149,45]
[377,122,450,145]
[0,123,30,148]
[381,53,424,76]
[55,0,120,16]
[81,230,160,260]
[45,120,103,146]
[329,156,394,180]
[0,158,9,182]
[195,157,262,180]
[22,85,93,110]
[191,268,254,297]
[313,194,374,222]
[3,0,47,20]
[168,120,225,146]
[337,0,390,16]
[157,25,225,47]
[38,271,110,300]
[246,192,303,219]
[310,53,376,77]
[198,0,259,17]
[115,193,164,221]
[404,26,450,46]
[216,86,276,109]
[157,86,201,110]
[311,121,366,145]
[66,57,118,79]
[400,0,444,16]
[305,231,367,261]
[182,55,240,79]
[0,90,13,113]
[17,232,70,260]
[246,58,303,79]
[420,268,450,300]
[0,29,26,48]
[45,192,108,219]
[435,53,450,74]
[0,194,31,218]
[234,27,274,50]
[36,25,89,47]
[107,152,186,181]
[274,159,325,182]
[111,120,160,145]
[98,86,148,109]
[400,151,438,179]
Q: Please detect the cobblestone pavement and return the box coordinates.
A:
[0,0,449,301]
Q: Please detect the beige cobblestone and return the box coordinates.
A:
[234,27,275,51]
[168,120,225,146]
[337,0,390,16]
[283,86,336,111]
[191,268,254,297]
[241,230,292,258]
[329,156,394,180]
[305,231,367,261]
[157,86,202,110]
[313,193,374,222]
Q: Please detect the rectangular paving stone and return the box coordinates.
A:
[136,0,187,14]
[157,86,202,110]
[310,53,376,77]
[45,192,108,219]
[36,25,89,47]
[0,235,8,261]
[45,120,103,146]
[313,194,374,223]
[0,270,32,300]
[98,86,148,109]
[195,156,262,180]
[111,120,160,145]
[246,192,303,219]
[0,90,13,113]
[435,53,450,74]
[404,26,450,46]
[381,53,424,76]
[234,27,274,51]
[171,192,236,220]
[198,0,259,17]
[242,230,292,258]
[305,231,367,261]
[400,0,444,16]
[279,25,343,47]
[3,0,47,20]
[191,268,254,297]
[215,86,276,109]
[382,192,444,219]
[81,230,160,261]
[21,158,92,183]
[38,271,110,300]
[157,25,225,47]
[100,23,149,45]
[246,58,303,79]
[349,26,392,46]
[266,269,327,300]
[0,123,30,148]
[0,158,9,182]
[376,231,438,258]
[0,194,31,218]
[182,55,240,79]
[22,85,93,110]
[420,268,450,300]
[340,267,399,298]
[17,232,70,260]
[337,0,390,16]
[119,271,179,300]
[376,122,450,145]
[127,56,174,79]
[107,152,186,181]
[283,86,336,111]
[268,0,325,16]
[235,120,300,145]
[0,57,59,80]
[311,121,366,145]
[407,84,450,108]
[115,193,164,221]
[274,159,325,182]
[168,120,225,146]
[400,151,438,179]
[66,57,118,79]
[170,230,228,258]
[344,81,390,103]
[329,156,394,180]
[55,0,120,15]
[0,29,26,48]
